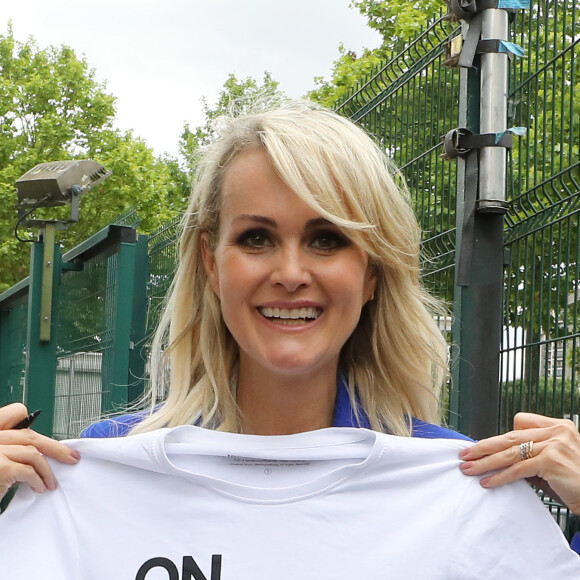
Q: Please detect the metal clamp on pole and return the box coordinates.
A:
[442,125,524,286]
[444,5,518,212]
[441,127,514,162]
[476,39,525,57]
[445,0,529,69]
[442,126,524,206]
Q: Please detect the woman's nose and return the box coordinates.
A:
[269,246,312,292]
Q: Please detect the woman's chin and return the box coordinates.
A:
[247,349,339,381]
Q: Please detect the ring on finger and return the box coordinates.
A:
[519,440,534,461]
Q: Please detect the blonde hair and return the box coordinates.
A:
[132,101,448,436]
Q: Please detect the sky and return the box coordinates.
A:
[3,1,381,158]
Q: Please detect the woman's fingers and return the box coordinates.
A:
[0,433,80,500]
[0,444,57,497]
[460,440,545,475]
[0,403,28,430]
[513,411,566,430]
[0,429,80,464]
[459,413,580,514]
[459,413,579,461]
[459,425,555,462]
[0,404,81,501]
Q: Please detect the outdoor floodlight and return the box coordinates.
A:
[14,160,112,343]
[16,160,112,225]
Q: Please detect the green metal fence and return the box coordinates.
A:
[0,225,148,438]
[501,1,579,538]
[0,218,179,438]
[501,0,579,427]
[336,3,579,428]
[145,217,180,344]
[337,15,461,304]
[0,288,27,406]
[336,1,579,537]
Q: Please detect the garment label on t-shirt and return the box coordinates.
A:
[227,456,311,477]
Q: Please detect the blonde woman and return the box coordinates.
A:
[1,103,463,499]
[129,101,452,439]
[1,103,579,577]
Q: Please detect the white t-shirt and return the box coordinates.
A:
[1,426,578,579]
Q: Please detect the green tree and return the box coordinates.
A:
[179,72,285,177]
[308,45,384,109]
[308,0,445,108]
[0,25,188,292]
[350,0,445,47]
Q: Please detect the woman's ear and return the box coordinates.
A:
[201,233,220,298]
[364,265,377,304]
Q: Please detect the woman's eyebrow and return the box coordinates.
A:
[304,217,333,230]
[232,215,332,229]
[232,214,277,227]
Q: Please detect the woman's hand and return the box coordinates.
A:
[459,412,580,514]
[0,403,80,500]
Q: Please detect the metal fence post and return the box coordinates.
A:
[24,237,62,437]
[450,9,510,439]
[102,236,138,412]
[127,234,149,404]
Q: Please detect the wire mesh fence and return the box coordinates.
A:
[0,292,27,406]
[52,251,116,438]
[145,216,180,343]
[501,0,580,430]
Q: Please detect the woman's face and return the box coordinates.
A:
[202,148,376,383]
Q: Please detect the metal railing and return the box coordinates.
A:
[501,0,579,432]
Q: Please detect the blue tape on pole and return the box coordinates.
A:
[497,0,530,9]
[494,127,527,144]
[498,41,526,57]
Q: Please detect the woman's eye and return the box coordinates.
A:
[310,231,349,251]
[237,229,272,249]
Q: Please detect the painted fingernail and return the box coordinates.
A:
[480,476,491,488]
[70,450,81,461]
[460,461,475,472]
[458,448,470,459]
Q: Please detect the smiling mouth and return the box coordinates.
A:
[258,307,322,325]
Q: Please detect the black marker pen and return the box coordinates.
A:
[13,409,42,430]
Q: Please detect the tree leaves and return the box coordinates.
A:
[350,0,445,47]
[309,1,446,108]
[0,25,188,292]
[179,72,284,175]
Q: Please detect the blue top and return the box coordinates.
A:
[81,376,471,441]
[572,533,580,555]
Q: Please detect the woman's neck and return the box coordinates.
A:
[236,366,337,435]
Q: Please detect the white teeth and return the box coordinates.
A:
[259,307,321,320]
